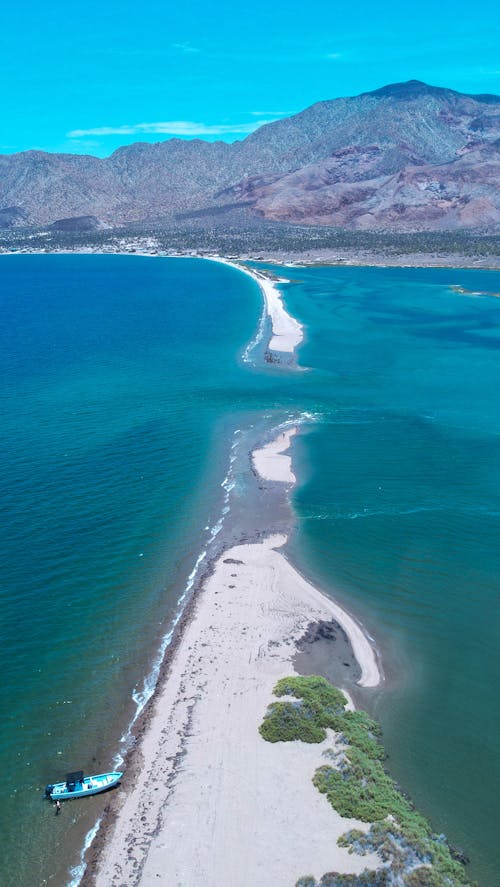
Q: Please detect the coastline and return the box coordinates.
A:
[2,251,495,884]
[73,255,381,886]
[1,238,499,270]
[205,254,304,356]
[84,427,381,887]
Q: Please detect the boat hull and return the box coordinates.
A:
[46,771,122,800]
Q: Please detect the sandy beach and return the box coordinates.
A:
[258,272,303,354]
[86,425,381,887]
[207,256,304,355]
[252,427,297,483]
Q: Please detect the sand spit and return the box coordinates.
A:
[207,255,303,354]
[251,427,378,689]
[88,428,381,887]
[259,272,303,354]
[92,536,379,887]
[252,427,297,483]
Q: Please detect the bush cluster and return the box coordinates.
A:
[259,675,382,761]
[260,675,474,887]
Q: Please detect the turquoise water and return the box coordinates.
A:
[0,255,272,885]
[281,265,500,886]
[1,257,499,885]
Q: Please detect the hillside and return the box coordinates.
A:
[0,80,499,232]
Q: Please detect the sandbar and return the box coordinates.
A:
[87,428,381,886]
[91,536,380,887]
[207,256,303,354]
[252,427,297,482]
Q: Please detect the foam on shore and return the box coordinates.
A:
[206,256,303,356]
[87,426,381,887]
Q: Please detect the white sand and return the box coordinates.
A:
[207,256,303,355]
[259,274,303,354]
[251,428,379,689]
[93,536,380,887]
[252,427,297,482]
[91,431,381,886]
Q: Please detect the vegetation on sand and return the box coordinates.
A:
[259,675,474,886]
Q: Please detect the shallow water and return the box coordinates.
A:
[1,256,499,885]
[282,265,500,885]
[0,255,272,885]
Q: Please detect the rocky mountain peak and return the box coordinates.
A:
[363,80,453,100]
[1,81,499,232]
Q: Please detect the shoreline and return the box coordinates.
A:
[0,240,499,270]
[2,250,495,884]
[83,424,381,887]
[73,254,382,886]
[205,255,304,355]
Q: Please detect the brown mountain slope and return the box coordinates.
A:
[224,141,500,230]
[0,80,499,231]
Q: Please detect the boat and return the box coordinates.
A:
[45,770,122,800]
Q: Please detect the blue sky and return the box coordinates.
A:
[1,0,499,156]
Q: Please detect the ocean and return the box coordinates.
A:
[0,255,498,885]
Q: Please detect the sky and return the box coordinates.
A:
[1,0,499,157]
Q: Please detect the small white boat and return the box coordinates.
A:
[45,770,122,800]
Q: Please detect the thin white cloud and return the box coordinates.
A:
[249,110,294,117]
[172,42,200,54]
[325,52,342,60]
[67,117,283,139]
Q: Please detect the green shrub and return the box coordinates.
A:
[259,676,383,759]
[404,868,444,887]
[339,823,474,886]
[319,871,390,886]
[259,700,326,743]
[261,676,474,886]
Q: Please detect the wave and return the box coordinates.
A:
[327,409,438,427]
[112,425,245,772]
[242,298,268,364]
[67,816,102,887]
[303,503,500,521]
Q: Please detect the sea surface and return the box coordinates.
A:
[0,256,499,886]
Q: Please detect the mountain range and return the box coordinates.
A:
[1,80,499,232]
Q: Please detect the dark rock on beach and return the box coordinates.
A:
[293,619,362,688]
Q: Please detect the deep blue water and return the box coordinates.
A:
[1,256,499,885]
